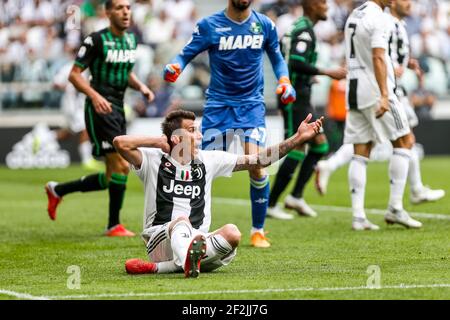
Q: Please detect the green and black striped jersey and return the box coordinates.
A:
[280,16,318,90]
[75,28,137,103]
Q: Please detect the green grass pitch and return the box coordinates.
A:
[0,157,449,300]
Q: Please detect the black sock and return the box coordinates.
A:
[291,151,323,198]
[268,157,299,207]
[108,173,128,228]
[54,173,108,197]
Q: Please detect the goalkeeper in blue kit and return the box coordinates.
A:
[164,0,296,248]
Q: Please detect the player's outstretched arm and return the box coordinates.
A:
[233,114,323,172]
[69,65,112,114]
[113,135,170,169]
[163,19,210,83]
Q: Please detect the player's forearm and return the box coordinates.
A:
[69,70,100,101]
[128,72,144,91]
[234,134,302,171]
[113,135,165,152]
[290,58,320,75]
[268,49,289,80]
[373,55,389,98]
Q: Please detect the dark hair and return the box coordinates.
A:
[161,110,196,148]
[104,0,113,10]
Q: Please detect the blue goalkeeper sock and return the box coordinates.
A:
[250,176,270,230]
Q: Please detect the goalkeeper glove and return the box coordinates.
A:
[163,63,181,83]
[276,76,296,104]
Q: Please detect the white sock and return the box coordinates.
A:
[327,143,354,172]
[408,145,423,193]
[170,220,193,269]
[349,155,369,219]
[79,141,93,164]
[389,148,412,211]
[251,227,264,235]
[156,260,180,274]
[202,234,233,265]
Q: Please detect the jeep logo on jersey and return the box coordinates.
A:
[105,49,136,63]
[162,180,201,199]
[219,35,264,50]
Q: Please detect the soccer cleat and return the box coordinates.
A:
[45,181,62,221]
[315,160,332,195]
[250,231,271,248]
[105,224,136,237]
[385,207,422,229]
[267,205,294,220]
[284,195,317,217]
[352,217,380,231]
[410,186,445,204]
[125,258,157,274]
[184,235,207,278]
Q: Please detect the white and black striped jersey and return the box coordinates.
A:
[132,148,238,233]
[388,15,410,71]
[344,1,396,110]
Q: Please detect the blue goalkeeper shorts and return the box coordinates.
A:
[201,102,267,151]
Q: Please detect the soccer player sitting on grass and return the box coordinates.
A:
[114,110,323,278]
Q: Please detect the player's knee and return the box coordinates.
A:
[221,224,241,248]
[314,133,327,145]
[249,167,266,180]
[392,134,413,149]
[310,136,329,155]
[107,158,129,176]
[168,216,192,235]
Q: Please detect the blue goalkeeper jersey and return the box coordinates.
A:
[172,9,288,107]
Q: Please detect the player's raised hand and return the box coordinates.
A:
[276,76,296,104]
[140,85,155,103]
[163,63,181,83]
[297,113,323,142]
[158,135,171,153]
[92,93,112,114]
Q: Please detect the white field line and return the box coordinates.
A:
[0,289,50,300]
[213,197,450,220]
[48,283,450,300]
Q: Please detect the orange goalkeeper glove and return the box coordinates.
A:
[163,63,181,83]
[276,76,296,104]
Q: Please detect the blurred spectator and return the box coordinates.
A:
[143,9,176,48]
[134,73,181,118]
[0,0,448,113]
[163,0,195,24]
[326,77,347,151]
[260,0,291,18]
[411,75,436,121]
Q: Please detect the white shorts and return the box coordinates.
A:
[344,97,410,145]
[142,223,237,273]
[400,95,419,129]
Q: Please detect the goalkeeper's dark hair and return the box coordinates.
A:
[104,0,114,10]
[162,110,196,148]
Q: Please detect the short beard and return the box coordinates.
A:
[231,0,251,11]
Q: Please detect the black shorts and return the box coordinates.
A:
[280,89,319,139]
[84,99,126,157]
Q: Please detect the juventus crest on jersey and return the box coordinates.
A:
[133,148,238,233]
[344,1,396,110]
